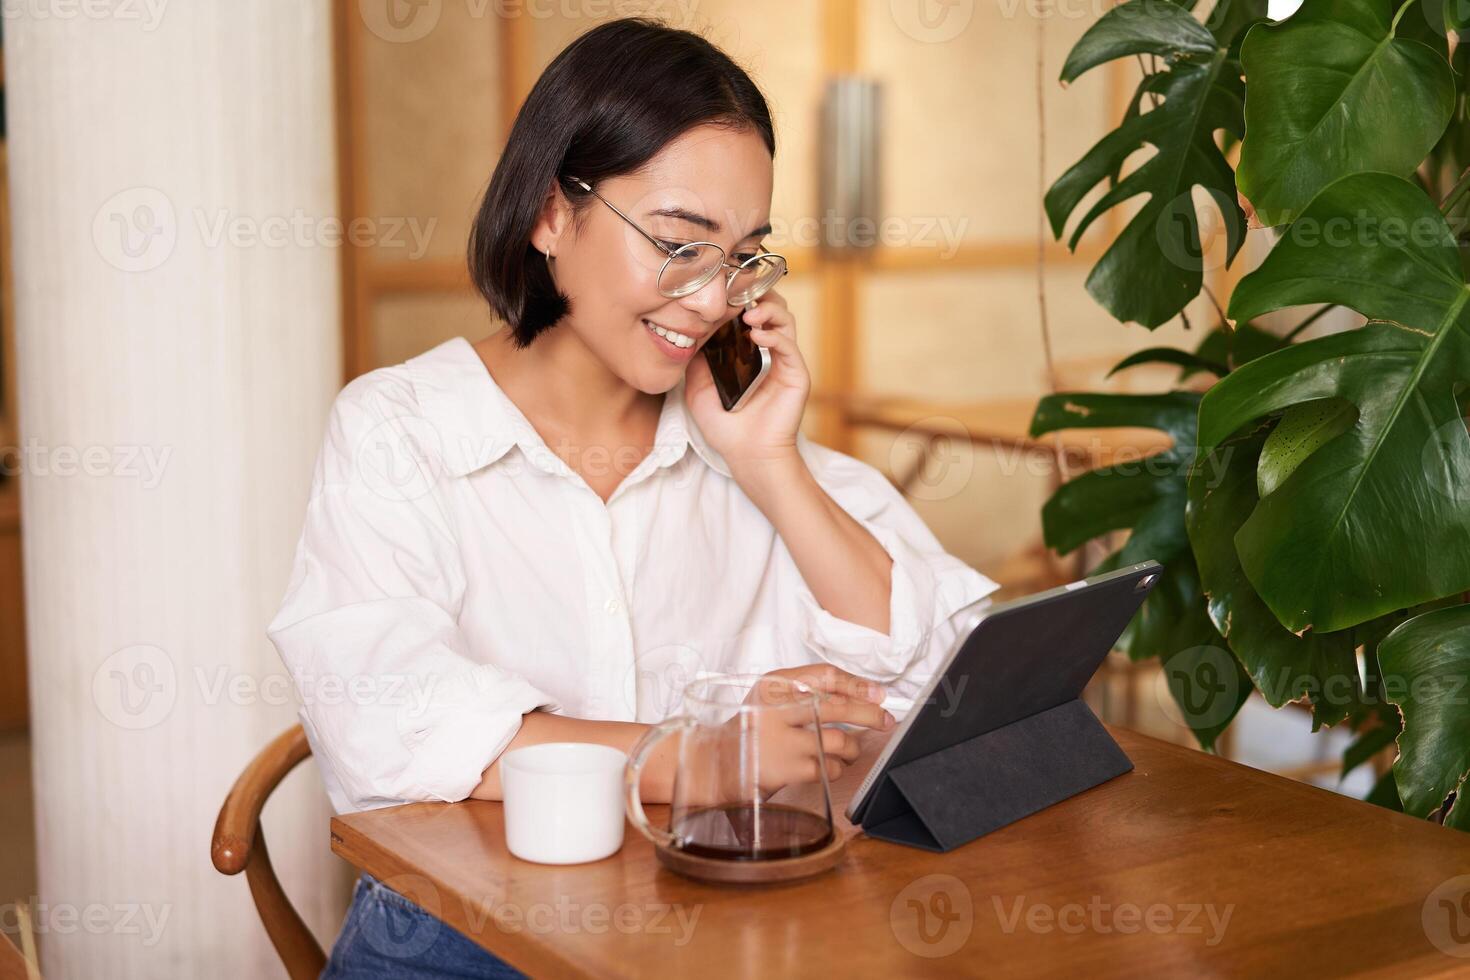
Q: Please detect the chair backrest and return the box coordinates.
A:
[210,724,326,980]
[1,927,38,980]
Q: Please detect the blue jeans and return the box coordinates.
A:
[322,872,528,979]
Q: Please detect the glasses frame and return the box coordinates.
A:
[564,176,788,304]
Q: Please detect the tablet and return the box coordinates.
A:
[844,560,1163,824]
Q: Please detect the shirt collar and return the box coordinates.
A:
[407,336,731,481]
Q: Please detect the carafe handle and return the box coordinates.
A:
[624,717,691,848]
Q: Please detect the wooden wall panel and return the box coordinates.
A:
[859,265,1216,403]
[356,5,502,265]
[691,1,825,250]
[371,291,497,367]
[850,423,1053,571]
[860,0,1115,247]
[518,5,823,260]
[780,273,821,390]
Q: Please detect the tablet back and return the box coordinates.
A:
[853,561,1161,837]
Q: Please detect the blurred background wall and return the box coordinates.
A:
[0,0,1365,975]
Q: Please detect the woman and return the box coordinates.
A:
[269,16,999,978]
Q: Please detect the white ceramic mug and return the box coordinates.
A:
[499,742,628,864]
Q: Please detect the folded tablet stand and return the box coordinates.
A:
[857,698,1132,852]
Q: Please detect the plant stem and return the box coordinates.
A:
[1283,304,1338,342]
[1439,167,1470,215]
[1389,0,1414,35]
[1202,284,1227,323]
[1133,54,1163,111]
[1035,0,1070,485]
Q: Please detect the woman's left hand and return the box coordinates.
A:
[684,289,809,474]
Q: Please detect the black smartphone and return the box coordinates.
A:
[701,301,771,411]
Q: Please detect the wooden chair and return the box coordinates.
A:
[1,930,37,980]
[211,724,326,980]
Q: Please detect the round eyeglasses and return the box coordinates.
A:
[564,176,788,305]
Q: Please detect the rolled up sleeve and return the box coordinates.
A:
[788,435,1001,700]
[267,376,558,812]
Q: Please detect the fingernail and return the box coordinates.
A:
[882,711,896,729]
[866,682,884,702]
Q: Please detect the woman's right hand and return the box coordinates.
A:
[730,664,897,794]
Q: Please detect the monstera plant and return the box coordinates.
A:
[1037,0,1470,829]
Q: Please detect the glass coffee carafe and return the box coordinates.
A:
[624,674,836,861]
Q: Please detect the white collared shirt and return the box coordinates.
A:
[267,336,1000,813]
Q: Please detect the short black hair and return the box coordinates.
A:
[467,17,776,348]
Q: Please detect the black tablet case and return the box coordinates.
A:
[856,564,1159,853]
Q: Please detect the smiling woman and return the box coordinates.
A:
[466,18,777,348]
[269,16,999,978]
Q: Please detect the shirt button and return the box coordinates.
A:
[604,598,621,615]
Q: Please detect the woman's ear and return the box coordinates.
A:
[516,182,575,344]
[531,183,575,257]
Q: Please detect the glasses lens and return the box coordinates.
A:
[728,254,786,305]
[658,243,722,298]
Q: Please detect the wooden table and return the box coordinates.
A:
[331,727,1470,978]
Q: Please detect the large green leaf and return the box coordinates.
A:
[1046,0,1246,328]
[1343,596,1463,795]
[1422,0,1470,33]
[1203,0,1271,47]
[1212,172,1470,633]
[1366,768,1405,811]
[1342,719,1400,778]
[1157,601,1253,752]
[1401,0,1453,56]
[1030,392,1248,754]
[1442,166,1470,278]
[1235,0,1455,227]
[1256,397,1357,497]
[1424,45,1470,235]
[1107,346,1228,380]
[1059,0,1216,70]
[1104,320,1282,386]
[1031,392,1199,554]
[1031,392,1201,663]
[1186,426,1361,727]
[1194,319,1291,374]
[1379,604,1470,828]
[1439,0,1470,32]
[1031,390,1200,446]
[1038,462,1183,556]
[1098,540,1250,748]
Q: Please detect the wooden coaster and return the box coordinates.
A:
[653,833,847,885]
